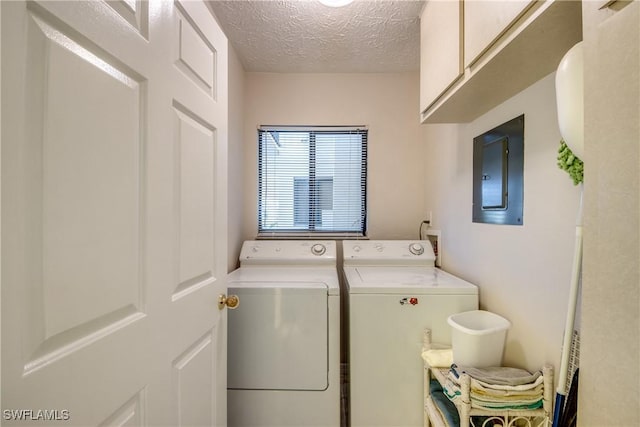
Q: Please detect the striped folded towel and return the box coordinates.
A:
[470,399,543,411]
[450,364,542,387]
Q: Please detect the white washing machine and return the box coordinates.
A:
[343,240,478,427]
[227,240,340,427]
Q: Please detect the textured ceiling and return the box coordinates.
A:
[208,0,425,73]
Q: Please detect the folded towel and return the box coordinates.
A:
[471,399,542,410]
[422,349,453,368]
[445,381,542,405]
[429,381,460,427]
[472,378,543,396]
[471,390,542,405]
[450,364,541,387]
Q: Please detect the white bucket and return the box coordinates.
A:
[447,310,511,367]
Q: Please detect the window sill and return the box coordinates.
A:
[256,232,368,240]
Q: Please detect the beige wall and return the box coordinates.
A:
[580,1,639,424]
[227,45,245,272]
[241,72,426,241]
[422,73,582,375]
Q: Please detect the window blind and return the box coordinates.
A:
[258,126,367,237]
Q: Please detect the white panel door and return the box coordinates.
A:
[1,1,228,426]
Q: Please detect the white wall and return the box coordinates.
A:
[423,73,582,374]
[242,72,426,240]
[227,45,245,272]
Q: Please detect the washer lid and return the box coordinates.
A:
[344,266,478,295]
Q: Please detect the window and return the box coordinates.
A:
[258,126,367,236]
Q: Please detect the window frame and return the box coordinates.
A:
[257,125,368,239]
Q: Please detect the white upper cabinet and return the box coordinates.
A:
[420,0,583,123]
[419,0,463,115]
[464,0,535,68]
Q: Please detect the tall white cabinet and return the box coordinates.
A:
[580,1,639,425]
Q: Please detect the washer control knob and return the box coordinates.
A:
[353,245,361,252]
[409,243,424,255]
[311,244,326,256]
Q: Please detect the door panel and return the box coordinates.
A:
[105,0,149,39]
[173,106,216,301]
[37,14,143,344]
[172,332,215,427]
[99,391,146,427]
[175,9,216,97]
[1,0,228,425]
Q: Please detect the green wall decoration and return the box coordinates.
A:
[557,140,584,185]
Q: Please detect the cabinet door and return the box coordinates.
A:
[420,0,463,114]
[464,0,535,67]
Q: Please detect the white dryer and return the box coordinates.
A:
[343,240,478,427]
[227,240,340,427]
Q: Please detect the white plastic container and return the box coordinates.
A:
[447,310,511,367]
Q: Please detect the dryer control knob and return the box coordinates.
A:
[409,243,424,255]
[311,244,326,256]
